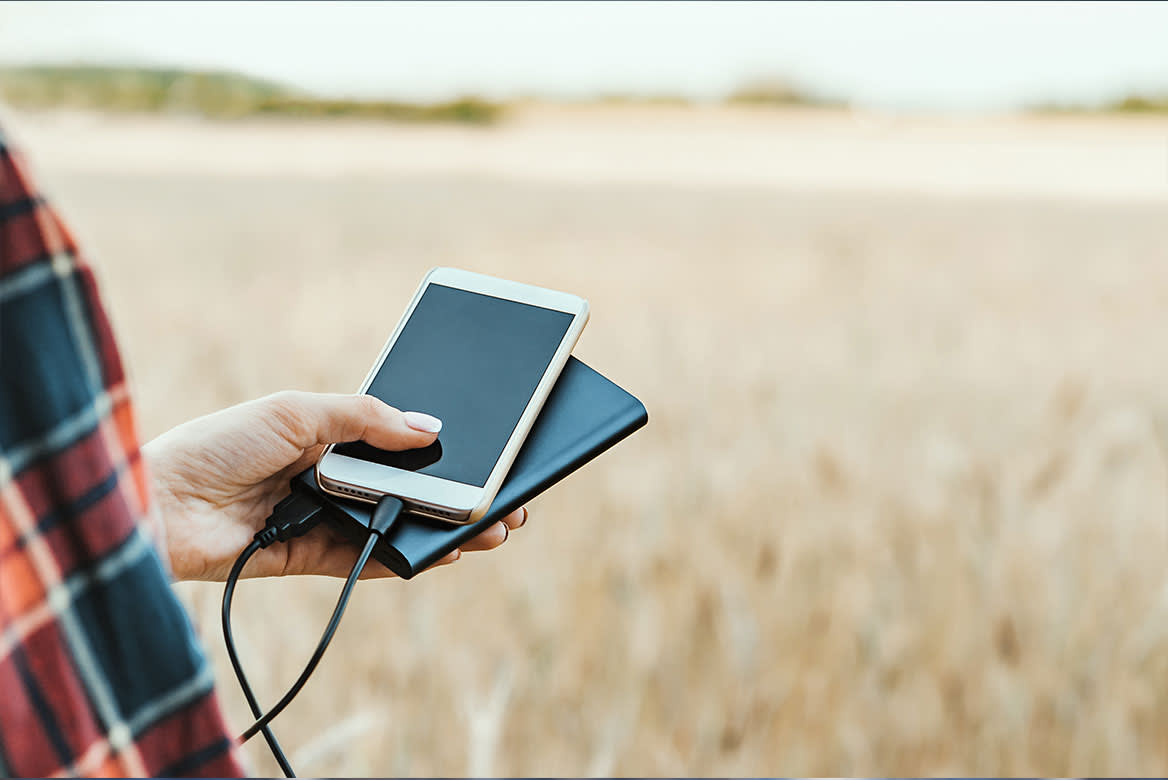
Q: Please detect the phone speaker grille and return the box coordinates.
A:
[334,486,461,519]
[336,485,375,499]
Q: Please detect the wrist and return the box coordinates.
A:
[142,438,198,581]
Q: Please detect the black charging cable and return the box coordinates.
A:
[221,488,405,777]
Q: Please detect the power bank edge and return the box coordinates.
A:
[292,356,647,579]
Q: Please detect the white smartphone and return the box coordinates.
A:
[316,267,589,523]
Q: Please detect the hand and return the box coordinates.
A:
[142,391,528,582]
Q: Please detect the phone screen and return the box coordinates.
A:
[332,283,574,487]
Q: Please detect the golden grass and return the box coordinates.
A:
[20,109,1168,776]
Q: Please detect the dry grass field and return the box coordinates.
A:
[8,105,1168,776]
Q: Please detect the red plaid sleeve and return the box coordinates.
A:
[0,126,246,776]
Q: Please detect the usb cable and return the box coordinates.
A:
[221,485,405,777]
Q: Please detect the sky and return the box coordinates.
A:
[1,1,1167,112]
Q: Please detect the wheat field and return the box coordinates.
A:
[10,106,1168,776]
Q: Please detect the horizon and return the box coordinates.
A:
[2,2,1168,114]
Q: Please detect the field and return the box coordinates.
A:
[7,105,1168,776]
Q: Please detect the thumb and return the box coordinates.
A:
[266,391,441,451]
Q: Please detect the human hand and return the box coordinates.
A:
[142,391,527,582]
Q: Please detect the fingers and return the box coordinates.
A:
[458,521,509,552]
[265,390,441,451]
[369,504,530,573]
[457,507,529,552]
[424,548,462,572]
[275,505,529,578]
[292,536,454,580]
[505,506,529,531]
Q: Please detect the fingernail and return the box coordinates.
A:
[500,522,509,543]
[404,411,442,433]
[519,507,528,527]
[452,549,462,561]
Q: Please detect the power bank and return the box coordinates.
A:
[292,356,647,578]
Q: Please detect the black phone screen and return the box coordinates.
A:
[332,283,574,487]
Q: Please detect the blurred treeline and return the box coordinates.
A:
[0,65,503,124]
[0,65,842,120]
[2,65,1165,121]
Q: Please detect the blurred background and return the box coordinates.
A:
[2,1,1167,775]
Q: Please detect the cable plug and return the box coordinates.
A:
[255,491,326,549]
[369,495,405,538]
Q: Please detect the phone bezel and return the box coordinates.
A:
[316,267,589,523]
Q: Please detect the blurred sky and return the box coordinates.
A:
[2,1,1167,112]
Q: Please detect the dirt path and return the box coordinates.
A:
[8,104,1168,202]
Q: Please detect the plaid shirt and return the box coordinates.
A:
[0,127,244,776]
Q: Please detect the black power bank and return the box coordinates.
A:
[292,356,647,579]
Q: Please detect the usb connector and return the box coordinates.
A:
[253,491,326,549]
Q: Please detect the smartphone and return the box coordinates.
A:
[316,267,589,523]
